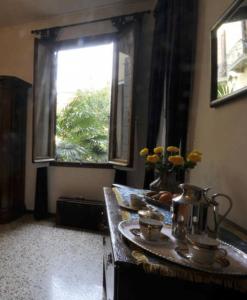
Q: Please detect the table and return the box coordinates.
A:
[103,186,247,300]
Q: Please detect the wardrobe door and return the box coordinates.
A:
[0,82,12,220]
[0,77,30,222]
[10,83,28,215]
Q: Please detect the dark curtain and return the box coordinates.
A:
[34,167,48,220]
[164,0,198,151]
[144,0,198,188]
[114,169,127,185]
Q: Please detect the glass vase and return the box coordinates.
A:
[149,170,179,193]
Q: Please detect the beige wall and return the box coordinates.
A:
[188,0,247,229]
[0,1,154,213]
[48,167,115,212]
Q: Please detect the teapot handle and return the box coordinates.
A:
[211,193,233,228]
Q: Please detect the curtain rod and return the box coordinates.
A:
[31,10,151,35]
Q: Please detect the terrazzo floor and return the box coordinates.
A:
[0,215,104,300]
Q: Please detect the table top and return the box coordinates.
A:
[104,185,247,266]
[104,187,136,265]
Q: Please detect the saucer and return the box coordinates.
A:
[175,246,230,268]
[130,228,169,245]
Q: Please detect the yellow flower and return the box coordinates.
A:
[167,146,180,153]
[187,152,202,163]
[168,155,184,166]
[146,154,160,164]
[192,149,202,156]
[139,148,149,157]
[153,146,164,154]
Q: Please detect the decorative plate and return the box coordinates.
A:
[118,219,247,276]
[118,203,142,212]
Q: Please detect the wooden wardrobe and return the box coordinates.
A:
[0,76,31,223]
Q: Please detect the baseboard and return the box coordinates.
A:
[25,209,55,218]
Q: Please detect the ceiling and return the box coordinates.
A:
[0,0,148,27]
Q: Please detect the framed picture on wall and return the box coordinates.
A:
[211,0,247,107]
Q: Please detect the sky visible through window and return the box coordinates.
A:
[55,42,113,163]
[57,43,113,111]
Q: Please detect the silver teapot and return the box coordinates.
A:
[171,184,233,239]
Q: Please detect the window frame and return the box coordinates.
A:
[108,24,137,167]
[32,38,57,163]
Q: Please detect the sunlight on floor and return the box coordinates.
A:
[51,276,103,300]
[0,215,104,300]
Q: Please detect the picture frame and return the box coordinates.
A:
[211,0,247,107]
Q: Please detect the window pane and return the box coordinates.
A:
[109,25,136,167]
[56,43,113,163]
[115,35,134,160]
[33,39,56,162]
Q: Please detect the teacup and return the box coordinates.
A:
[139,218,163,241]
[138,210,164,241]
[186,234,227,265]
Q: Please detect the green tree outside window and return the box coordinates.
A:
[56,86,110,163]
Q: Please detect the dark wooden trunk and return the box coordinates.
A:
[0,76,30,223]
[56,197,106,231]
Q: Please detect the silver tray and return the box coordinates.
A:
[118,219,247,276]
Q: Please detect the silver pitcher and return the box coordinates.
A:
[171,183,233,239]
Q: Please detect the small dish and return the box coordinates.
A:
[130,228,169,245]
[119,203,147,212]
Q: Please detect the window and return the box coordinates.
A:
[33,17,140,167]
[56,42,113,163]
